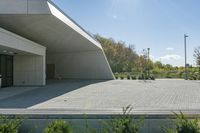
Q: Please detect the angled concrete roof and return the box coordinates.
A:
[0,0,102,53]
[0,0,114,80]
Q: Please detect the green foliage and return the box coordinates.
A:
[120,75,124,80]
[95,34,200,79]
[150,75,155,80]
[163,128,177,133]
[131,76,137,80]
[115,75,119,79]
[127,75,130,80]
[43,120,72,133]
[82,116,106,133]
[0,115,23,133]
[138,74,144,80]
[95,35,138,73]
[194,46,200,67]
[175,112,200,133]
[103,105,143,133]
[138,74,149,80]
[152,67,199,79]
[163,112,200,133]
[83,106,143,133]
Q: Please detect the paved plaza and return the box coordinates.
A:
[0,80,199,111]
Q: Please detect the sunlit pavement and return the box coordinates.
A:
[0,80,199,111]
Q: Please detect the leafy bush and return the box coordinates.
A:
[115,75,119,79]
[120,76,124,80]
[188,72,200,80]
[189,76,196,80]
[163,112,200,133]
[127,75,130,80]
[0,115,23,133]
[138,74,144,80]
[138,74,149,80]
[131,76,137,80]
[43,120,72,133]
[83,106,143,133]
[166,74,173,78]
[175,112,200,133]
[150,75,155,80]
[103,105,143,133]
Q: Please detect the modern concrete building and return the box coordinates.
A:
[0,0,114,87]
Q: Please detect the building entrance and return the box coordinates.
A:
[0,55,13,87]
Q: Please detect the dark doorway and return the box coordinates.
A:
[0,55,13,87]
[46,64,55,79]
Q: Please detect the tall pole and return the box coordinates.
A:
[184,34,188,80]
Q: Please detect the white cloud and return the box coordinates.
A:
[149,54,184,66]
[158,54,182,61]
[150,55,155,60]
[166,47,174,51]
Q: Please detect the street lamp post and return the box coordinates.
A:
[184,34,188,80]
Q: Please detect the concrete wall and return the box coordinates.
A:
[0,0,51,14]
[14,55,45,86]
[18,118,175,133]
[0,27,46,86]
[1,111,197,133]
[47,51,113,79]
[0,28,46,56]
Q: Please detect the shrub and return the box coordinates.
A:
[0,115,23,133]
[189,76,195,80]
[165,72,174,78]
[103,105,143,133]
[120,76,124,80]
[127,75,130,80]
[193,76,197,80]
[138,74,144,80]
[150,75,155,80]
[163,112,200,133]
[179,72,183,78]
[115,75,119,79]
[138,74,149,80]
[43,120,72,133]
[175,112,200,133]
[83,106,143,133]
[131,76,137,80]
[144,76,149,80]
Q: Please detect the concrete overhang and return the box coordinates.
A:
[0,0,102,54]
[0,0,114,80]
[0,27,46,56]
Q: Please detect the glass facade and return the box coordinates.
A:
[0,55,13,87]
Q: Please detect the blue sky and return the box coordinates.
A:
[52,0,200,66]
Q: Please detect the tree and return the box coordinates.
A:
[137,49,149,78]
[166,64,173,69]
[194,46,200,74]
[94,34,138,73]
[154,61,163,69]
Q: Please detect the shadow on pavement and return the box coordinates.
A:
[0,80,106,108]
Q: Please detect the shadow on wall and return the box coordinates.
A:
[0,80,106,108]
